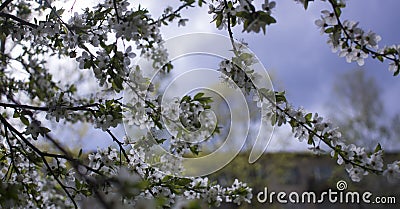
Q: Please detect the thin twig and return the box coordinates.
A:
[41,155,78,209]
[258,90,383,174]
[106,130,130,163]
[0,12,38,28]
[0,0,13,11]
[150,2,193,26]
[0,101,99,112]
[224,0,238,53]
[0,115,79,209]
[328,0,397,62]
[43,133,113,209]
[112,0,121,23]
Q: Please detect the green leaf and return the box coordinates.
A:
[275,91,287,103]
[231,16,237,27]
[215,14,223,28]
[69,84,77,93]
[177,130,183,139]
[259,12,277,25]
[189,145,200,155]
[239,52,253,61]
[308,133,314,145]
[83,60,92,69]
[162,62,173,72]
[56,8,65,16]
[20,116,29,126]
[374,143,382,152]
[227,1,233,9]
[333,149,339,160]
[324,27,334,33]
[176,178,192,186]
[13,111,20,118]
[162,175,173,182]
[145,101,156,109]
[184,0,195,5]
[271,113,277,126]
[197,97,213,104]
[155,138,167,144]
[289,119,298,127]
[304,0,314,10]
[75,179,82,190]
[180,95,191,103]
[105,99,114,107]
[155,121,163,129]
[394,68,400,76]
[376,55,384,62]
[40,127,51,135]
[194,92,204,100]
[305,113,312,122]
[384,48,397,54]
[235,11,250,19]
[113,76,124,91]
[259,88,273,100]
[334,7,341,17]
[248,3,256,12]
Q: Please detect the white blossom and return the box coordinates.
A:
[383,161,400,183]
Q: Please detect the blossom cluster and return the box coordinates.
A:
[256,88,400,182]
[93,100,123,131]
[6,0,167,91]
[138,93,217,157]
[218,42,261,94]
[123,67,156,130]
[0,137,75,208]
[84,146,253,208]
[45,93,70,122]
[314,1,400,75]
[208,0,277,33]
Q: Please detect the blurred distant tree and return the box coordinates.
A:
[330,70,399,150]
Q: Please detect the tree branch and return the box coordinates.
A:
[224,0,238,53]
[150,2,193,26]
[0,12,38,28]
[258,90,383,174]
[0,114,78,209]
[0,30,5,65]
[328,0,397,63]
[0,114,108,208]
[42,133,114,209]
[0,102,99,112]
[113,0,121,23]
[0,0,13,11]
[41,155,79,209]
[106,129,130,163]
